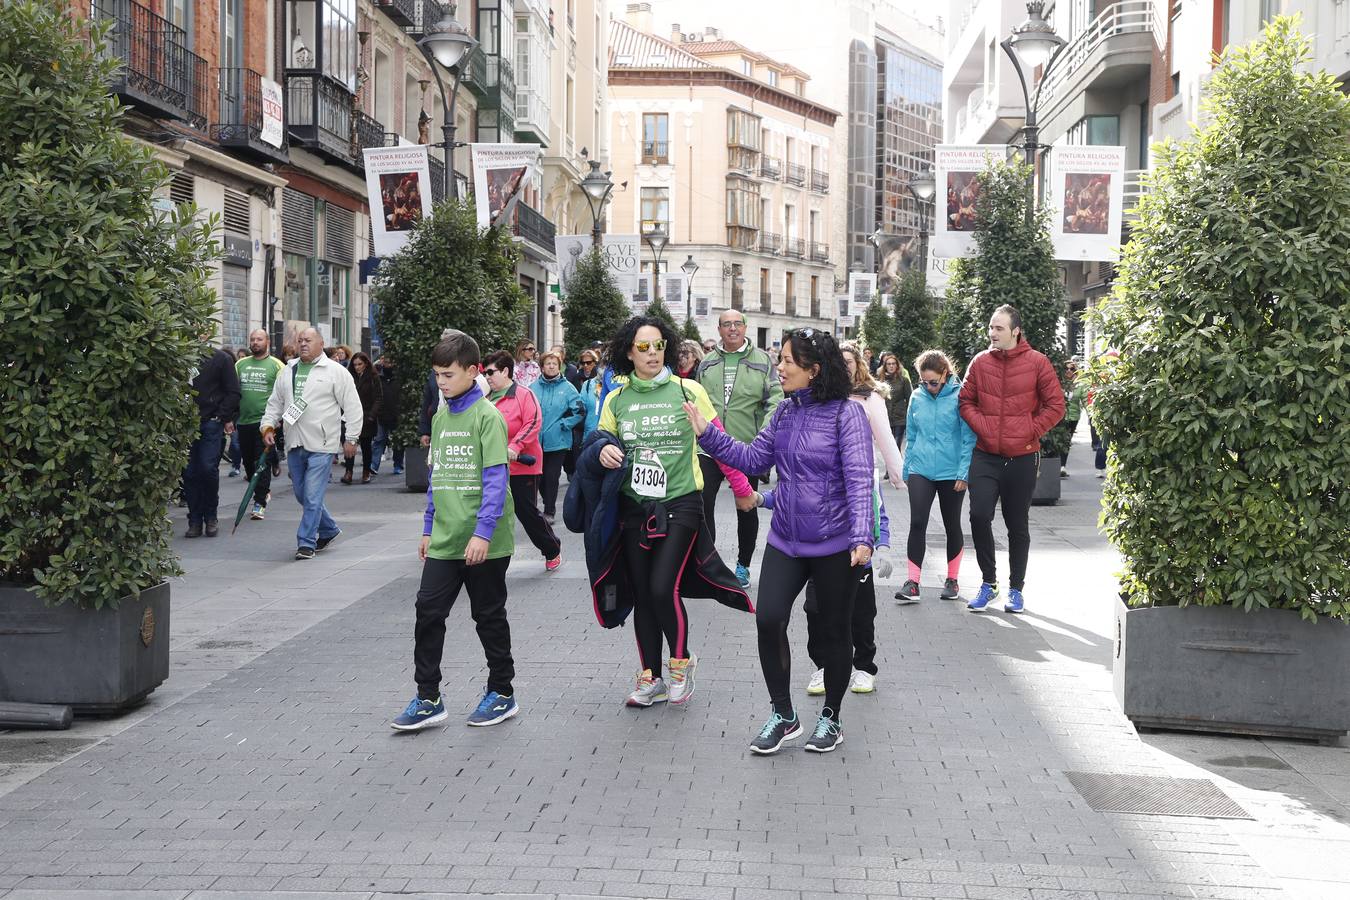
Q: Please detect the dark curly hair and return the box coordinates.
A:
[606,316,682,376]
[784,328,850,402]
[481,349,516,379]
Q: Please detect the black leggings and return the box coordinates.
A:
[540,450,566,516]
[509,474,561,560]
[805,565,877,675]
[756,545,859,721]
[906,474,966,573]
[968,450,1038,591]
[698,455,761,568]
[620,494,702,675]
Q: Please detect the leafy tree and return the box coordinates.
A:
[1084,18,1350,619]
[681,317,703,342]
[644,296,679,330]
[373,199,528,446]
[890,270,938,372]
[943,158,1070,454]
[0,2,218,607]
[560,246,628,360]
[859,295,894,355]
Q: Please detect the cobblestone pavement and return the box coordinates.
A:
[2,432,1348,899]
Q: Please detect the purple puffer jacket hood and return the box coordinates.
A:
[698,388,874,557]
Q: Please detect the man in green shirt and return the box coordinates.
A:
[696,311,784,587]
[392,332,520,731]
[234,329,284,520]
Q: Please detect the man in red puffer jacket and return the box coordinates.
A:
[959,304,1064,614]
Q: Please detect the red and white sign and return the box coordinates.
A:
[260,78,284,149]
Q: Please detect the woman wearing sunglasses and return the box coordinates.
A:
[687,328,875,754]
[587,317,753,709]
[896,350,977,604]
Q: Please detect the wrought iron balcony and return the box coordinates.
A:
[513,203,557,258]
[212,67,288,162]
[354,110,386,154]
[809,241,829,263]
[760,156,782,180]
[374,0,417,28]
[810,298,822,318]
[783,238,805,259]
[428,154,445,202]
[406,0,449,38]
[92,0,208,129]
[757,292,773,313]
[756,232,782,255]
[285,71,355,165]
[463,50,515,105]
[785,163,806,186]
[642,140,669,164]
[810,169,829,193]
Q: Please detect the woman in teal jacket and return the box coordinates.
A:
[535,351,585,521]
[896,350,978,604]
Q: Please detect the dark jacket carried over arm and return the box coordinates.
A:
[563,429,753,629]
[194,348,241,422]
[376,364,400,428]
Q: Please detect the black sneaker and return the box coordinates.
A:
[315,531,340,552]
[185,522,202,538]
[941,578,961,600]
[804,711,844,753]
[749,712,802,755]
[895,580,920,604]
[295,547,315,560]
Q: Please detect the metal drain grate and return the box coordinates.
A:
[1065,771,1253,819]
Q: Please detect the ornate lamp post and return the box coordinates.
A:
[644,223,669,309]
[579,157,615,247]
[418,10,479,200]
[1000,1,1068,215]
[679,254,699,323]
[906,163,937,270]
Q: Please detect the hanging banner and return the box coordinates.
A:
[260,77,284,149]
[1050,145,1126,262]
[362,144,433,257]
[554,233,641,304]
[848,272,876,314]
[932,144,1006,259]
[470,143,542,229]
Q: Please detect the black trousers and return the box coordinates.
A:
[906,474,966,570]
[805,566,877,675]
[540,450,566,516]
[619,493,702,675]
[509,474,561,559]
[414,555,514,700]
[344,432,375,476]
[698,455,761,568]
[1060,419,1079,466]
[968,449,1038,591]
[756,545,859,721]
[237,422,273,506]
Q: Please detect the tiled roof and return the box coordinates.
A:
[679,39,810,80]
[609,20,715,68]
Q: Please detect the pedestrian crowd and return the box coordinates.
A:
[184,304,1074,752]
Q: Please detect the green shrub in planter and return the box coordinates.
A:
[942,158,1071,457]
[372,199,528,448]
[1085,18,1350,620]
[0,1,218,609]
[561,246,629,361]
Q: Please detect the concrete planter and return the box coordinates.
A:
[1031,453,1060,506]
[1113,598,1350,743]
[404,444,429,492]
[0,581,170,714]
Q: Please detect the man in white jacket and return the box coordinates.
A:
[261,328,363,559]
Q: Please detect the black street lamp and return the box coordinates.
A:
[907,163,937,270]
[644,223,668,309]
[579,157,615,247]
[679,254,699,323]
[1000,1,1068,216]
[418,11,479,201]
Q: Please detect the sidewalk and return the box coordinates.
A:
[1,432,1348,899]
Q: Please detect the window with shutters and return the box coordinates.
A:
[323,205,354,265]
[169,170,195,207]
[223,189,250,236]
[281,188,316,257]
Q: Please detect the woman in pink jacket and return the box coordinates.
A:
[482,350,562,572]
[841,343,903,489]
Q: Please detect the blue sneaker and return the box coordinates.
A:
[1004,588,1025,614]
[967,582,999,613]
[392,466,403,475]
[735,564,751,588]
[467,690,518,727]
[391,695,448,731]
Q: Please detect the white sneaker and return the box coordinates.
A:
[850,670,876,693]
[626,670,668,707]
[667,654,697,705]
[806,668,825,696]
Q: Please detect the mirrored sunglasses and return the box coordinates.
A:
[633,339,668,353]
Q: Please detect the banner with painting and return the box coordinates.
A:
[362,144,433,257]
[931,144,1006,259]
[470,143,542,230]
[847,272,876,315]
[1049,145,1126,262]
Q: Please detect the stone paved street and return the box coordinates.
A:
[2,431,1349,899]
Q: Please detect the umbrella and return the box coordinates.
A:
[231,447,270,534]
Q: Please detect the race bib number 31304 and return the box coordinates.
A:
[630,448,668,498]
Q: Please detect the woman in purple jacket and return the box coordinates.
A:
[685,328,875,755]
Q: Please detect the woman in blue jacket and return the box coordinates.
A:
[535,351,585,522]
[897,350,977,604]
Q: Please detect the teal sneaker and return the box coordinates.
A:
[735,564,751,588]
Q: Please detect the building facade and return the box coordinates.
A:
[607,7,840,345]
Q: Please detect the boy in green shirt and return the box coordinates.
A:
[391,334,520,731]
